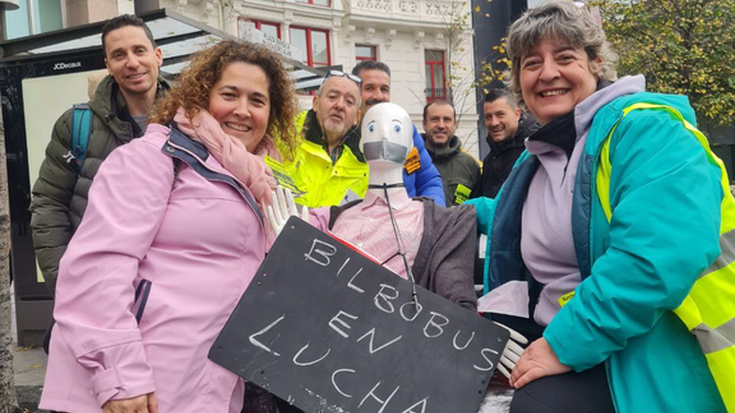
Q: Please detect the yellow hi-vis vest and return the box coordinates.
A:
[597,103,735,412]
[280,111,369,208]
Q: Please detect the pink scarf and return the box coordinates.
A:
[174,107,277,213]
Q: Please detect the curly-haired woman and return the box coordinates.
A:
[39,40,299,413]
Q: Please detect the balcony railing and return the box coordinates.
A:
[425,87,448,102]
[351,0,466,22]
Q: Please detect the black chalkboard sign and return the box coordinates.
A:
[209,217,510,413]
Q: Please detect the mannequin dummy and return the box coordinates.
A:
[267,103,526,379]
[333,103,425,284]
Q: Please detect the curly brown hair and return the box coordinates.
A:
[149,40,299,158]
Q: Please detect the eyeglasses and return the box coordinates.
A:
[324,70,362,85]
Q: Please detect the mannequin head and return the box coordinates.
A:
[360,103,414,187]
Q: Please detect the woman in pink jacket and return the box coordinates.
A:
[39,41,299,413]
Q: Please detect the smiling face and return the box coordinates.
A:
[313,77,360,146]
[358,69,391,110]
[104,25,163,98]
[423,103,456,147]
[520,39,600,125]
[483,97,521,143]
[208,62,271,152]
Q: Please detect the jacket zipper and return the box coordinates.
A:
[586,111,624,278]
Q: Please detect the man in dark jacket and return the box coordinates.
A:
[473,89,539,199]
[421,100,480,206]
[30,14,167,294]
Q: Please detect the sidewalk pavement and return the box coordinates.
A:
[480,387,513,413]
[11,282,49,413]
[13,346,47,413]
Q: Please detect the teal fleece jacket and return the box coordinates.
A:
[468,77,726,413]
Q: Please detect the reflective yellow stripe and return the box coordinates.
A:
[597,103,735,412]
[687,264,735,328]
[692,318,735,354]
[596,125,615,222]
[706,346,735,411]
[703,228,735,277]
[673,296,702,331]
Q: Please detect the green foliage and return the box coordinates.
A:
[592,0,735,126]
[476,37,510,94]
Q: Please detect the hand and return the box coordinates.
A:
[102,392,157,413]
[509,337,571,389]
[266,186,309,236]
[492,321,528,380]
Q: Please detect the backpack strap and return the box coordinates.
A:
[70,103,92,174]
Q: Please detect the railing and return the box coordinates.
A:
[425,87,448,102]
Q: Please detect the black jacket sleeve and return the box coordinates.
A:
[29,109,78,295]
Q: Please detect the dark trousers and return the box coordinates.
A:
[509,363,614,413]
[486,313,615,413]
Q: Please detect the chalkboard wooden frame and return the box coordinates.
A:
[210,217,510,413]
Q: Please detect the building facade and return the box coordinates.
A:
[160,0,481,156]
[4,0,135,39]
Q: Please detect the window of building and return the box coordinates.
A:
[290,27,331,67]
[295,0,331,7]
[6,0,63,40]
[239,19,281,39]
[355,44,377,62]
[424,49,446,102]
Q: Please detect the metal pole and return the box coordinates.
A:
[27,0,36,35]
[0,8,5,39]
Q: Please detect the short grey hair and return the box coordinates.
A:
[316,76,362,108]
[506,1,618,111]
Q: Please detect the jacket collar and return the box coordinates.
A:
[303,109,364,162]
[423,134,461,160]
[168,122,210,160]
[526,111,577,159]
[361,190,412,211]
[163,124,263,227]
[486,113,539,152]
[487,129,526,153]
[574,76,644,137]
[524,78,622,159]
[89,75,171,139]
[110,83,144,138]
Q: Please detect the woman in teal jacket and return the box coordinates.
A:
[468,2,732,412]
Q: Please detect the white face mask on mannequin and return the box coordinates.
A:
[360,103,414,190]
